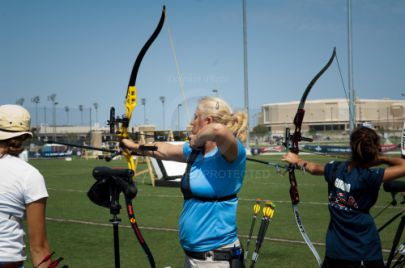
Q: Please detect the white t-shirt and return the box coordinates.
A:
[0,154,48,262]
[19,150,28,162]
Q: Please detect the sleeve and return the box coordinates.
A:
[24,168,49,204]
[218,139,246,167]
[182,142,192,160]
[234,139,247,165]
[323,160,337,183]
[367,168,384,189]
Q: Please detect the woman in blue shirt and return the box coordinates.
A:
[121,96,247,268]
[282,126,405,268]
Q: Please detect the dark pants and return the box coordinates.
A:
[322,256,384,268]
[0,262,23,268]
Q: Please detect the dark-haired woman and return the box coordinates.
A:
[282,126,405,268]
[0,104,52,268]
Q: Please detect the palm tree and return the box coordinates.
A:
[31,96,40,128]
[79,105,84,125]
[93,102,99,125]
[64,106,70,125]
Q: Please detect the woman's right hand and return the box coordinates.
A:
[189,133,205,150]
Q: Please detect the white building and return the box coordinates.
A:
[260,98,405,136]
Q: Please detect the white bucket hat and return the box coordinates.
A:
[0,104,33,140]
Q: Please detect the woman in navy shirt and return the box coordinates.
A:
[282,126,405,268]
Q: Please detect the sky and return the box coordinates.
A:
[1,0,405,130]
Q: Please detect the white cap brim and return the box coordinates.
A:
[0,130,33,141]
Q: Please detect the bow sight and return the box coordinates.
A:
[108,107,129,136]
[283,127,313,155]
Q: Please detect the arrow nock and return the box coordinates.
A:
[263,201,276,219]
[253,199,261,215]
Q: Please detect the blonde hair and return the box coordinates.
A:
[197,97,248,142]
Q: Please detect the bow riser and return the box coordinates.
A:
[289,172,300,204]
[116,85,136,140]
[124,85,137,137]
[291,108,305,154]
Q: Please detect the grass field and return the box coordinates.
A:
[24,153,404,267]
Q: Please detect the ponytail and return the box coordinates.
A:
[350,126,380,166]
[197,97,248,142]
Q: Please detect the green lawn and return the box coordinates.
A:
[23,154,404,267]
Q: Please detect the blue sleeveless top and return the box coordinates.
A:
[179,140,246,252]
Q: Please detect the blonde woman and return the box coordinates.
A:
[121,97,248,268]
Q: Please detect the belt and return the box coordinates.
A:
[0,211,22,224]
[0,261,24,268]
[324,256,384,267]
[184,247,241,261]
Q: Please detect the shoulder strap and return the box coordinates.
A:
[181,149,200,200]
[180,148,237,202]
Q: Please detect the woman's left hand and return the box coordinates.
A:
[119,138,139,151]
[281,151,300,165]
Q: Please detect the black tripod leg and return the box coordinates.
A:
[386,215,405,268]
[379,212,403,233]
[110,185,122,268]
[113,218,120,268]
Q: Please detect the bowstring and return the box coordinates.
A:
[166,13,192,122]
[334,51,354,124]
[334,51,349,100]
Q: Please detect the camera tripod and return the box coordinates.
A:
[88,166,155,268]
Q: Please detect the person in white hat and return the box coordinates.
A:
[0,105,52,268]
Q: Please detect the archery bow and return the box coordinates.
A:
[109,6,166,172]
[106,6,166,268]
[43,7,165,268]
[283,47,336,267]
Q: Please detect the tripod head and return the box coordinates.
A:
[87,166,137,215]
